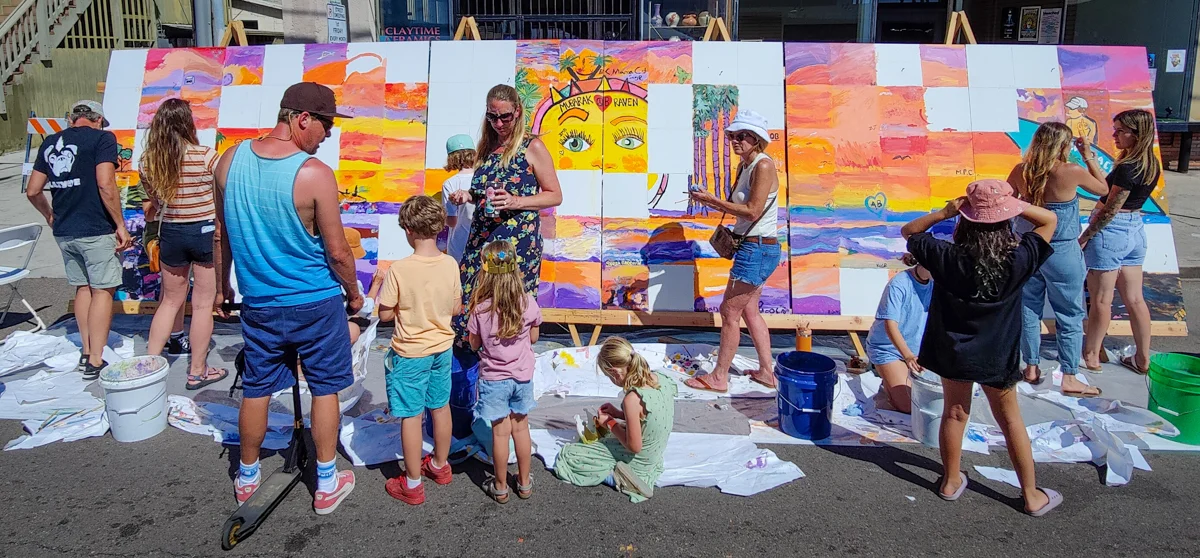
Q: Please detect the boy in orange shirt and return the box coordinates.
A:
[379,195,463,505]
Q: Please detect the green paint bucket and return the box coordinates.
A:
[1147,353,1200,446]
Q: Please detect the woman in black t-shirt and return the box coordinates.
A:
[1078,109,1161,375]
[901,179,1062,517]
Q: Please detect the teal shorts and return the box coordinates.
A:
[384,348,452,418]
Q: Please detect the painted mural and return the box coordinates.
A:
[99,41,1184,323]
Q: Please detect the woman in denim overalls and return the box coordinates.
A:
[1006,122,1108,397]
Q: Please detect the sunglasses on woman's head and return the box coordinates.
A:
[486,111,516,123]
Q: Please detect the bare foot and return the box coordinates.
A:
[749,368,776,389]
[684,373,729,393]
[1023,488,1051,514]
[1061,374,1101,396]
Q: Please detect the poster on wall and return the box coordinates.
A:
[379,0,451,41]
[1167,49,1187,73]
[1019,7,1040,42]
[1001,8,1017,40]
[1037,8,1062,45]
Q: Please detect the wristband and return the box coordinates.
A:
[604,417,619,431]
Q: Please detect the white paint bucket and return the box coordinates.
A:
[99,356,170,443]
[910,370,944,447]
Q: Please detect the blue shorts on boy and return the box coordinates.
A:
[865,268,933,366]
[476,378,536,422]
[385,348,451,418]
[240,294,353,398]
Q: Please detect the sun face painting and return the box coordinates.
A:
[531,77,648,173]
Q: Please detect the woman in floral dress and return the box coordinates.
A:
[449,84,562,344]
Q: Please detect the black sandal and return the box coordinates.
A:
[1024,366,1045,386]
[186,367,229,391]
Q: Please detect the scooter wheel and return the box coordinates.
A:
[221,518,243,550]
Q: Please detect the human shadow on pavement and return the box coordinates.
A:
[816,443,1023,511]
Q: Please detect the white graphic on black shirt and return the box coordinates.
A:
[44,136,81,189]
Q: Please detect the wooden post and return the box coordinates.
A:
[944,10,977,45]
[218,21,249,47]
[35,0,49,62]
[452,16,481,40]
[702,17,731,41]
[109,0,126,49]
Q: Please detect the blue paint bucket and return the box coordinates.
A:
[425,346,479,440]
[775,351,838,440]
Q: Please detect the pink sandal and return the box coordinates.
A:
[684,374,728,393]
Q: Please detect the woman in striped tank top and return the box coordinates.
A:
[140,99,228,389]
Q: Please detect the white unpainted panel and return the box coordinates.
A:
[378,218,415,260]
[969,88,1018,133]
[217,85,263,128]
[426,81,476,128]
[473,41,517,88]
[556,169,603,218]
[102,87,142,130]
[737,85,786,129]
[261,44,304,86]
[348,42,430,83]
[875,44,924,87]
[106,49,148,88]
[429,42,474,83]
[313,127,341,170]
[648,264,697,311]
[256,85,287,128]
[737,42,785,86]
[602,173,651,219]
[839,268,889,317]
[130,128,147,171]
[924,87,972,132]
[1010,45,1063,89]
[196,129,217,149]
[1143,222,1180,274]
[691,42,739,85]
[647,84,694,129]
[966,44,1014,88]
[648,127,695,174]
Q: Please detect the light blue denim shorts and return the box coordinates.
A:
[1084,213,1146,271]
[476,378,536,422]
[729,240,782,288]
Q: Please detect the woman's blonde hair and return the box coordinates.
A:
[597,336,658,391]
[445,149,476,172]
[1113,109,1161,186]
[1021,121,1073,206]
[469,240,527,339]
[140,99,198,204]
[476,84,527,168]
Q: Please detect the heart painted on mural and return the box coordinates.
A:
[595,94,612,112]
[865,192,887,216]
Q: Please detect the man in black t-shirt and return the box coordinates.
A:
[25,100,132,381]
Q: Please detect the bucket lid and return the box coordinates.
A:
[100,355,169,384]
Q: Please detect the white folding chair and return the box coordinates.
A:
[0,223,47,332]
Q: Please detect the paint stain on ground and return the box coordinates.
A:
[284,525,322,553]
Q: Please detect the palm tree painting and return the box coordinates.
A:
[690,85,738,215]
[560,51,581,81]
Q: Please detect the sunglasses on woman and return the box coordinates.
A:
[486,111,516,123]
[730,131,757,143]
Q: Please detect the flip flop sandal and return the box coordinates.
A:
[516,477,533,500]
[186,367,230,391]
[684,374,728,394]
[1024,367,1045,385]
[484,479,509,504]
[1026,488,1063,517]
[749,373,778,390]
[1119,355,1149,375]
[937,472,969,501]
[1062,386,1103,398]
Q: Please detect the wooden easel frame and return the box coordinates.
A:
[453,16,482,40]
[944,10,977,45]
[701,17,731,41]
[219,21,250,47]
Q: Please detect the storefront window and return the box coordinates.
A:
[738,0,876,42]
[644,0,736,41]
[379,0,452,41]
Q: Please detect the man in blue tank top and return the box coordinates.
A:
[213,82,363,515]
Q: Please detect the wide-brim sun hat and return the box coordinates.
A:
[725,109,770,144]
[959,179,1029,224]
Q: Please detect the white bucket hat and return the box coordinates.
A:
[725,109,770,144]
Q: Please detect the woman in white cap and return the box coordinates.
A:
[684,109,780,392]
[440,134,477,262]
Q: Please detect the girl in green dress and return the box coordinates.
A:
[554,337,677,502]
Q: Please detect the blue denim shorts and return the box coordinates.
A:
[476,378,536,422]
[385,348,452,418]
[240,294,353,398]
[1084,213,1146,271]
[729,240,781,287]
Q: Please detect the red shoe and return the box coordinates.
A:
[421,454,452,485]
[234,479,258,506]
[313,470,355,515]
[385,476,426,505]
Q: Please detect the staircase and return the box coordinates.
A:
[0,0,94,114]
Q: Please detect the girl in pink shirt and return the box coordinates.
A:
[468,240,543,503]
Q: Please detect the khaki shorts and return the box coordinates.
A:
[57,234,122,289]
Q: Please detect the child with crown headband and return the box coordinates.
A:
[467,239,543,503]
